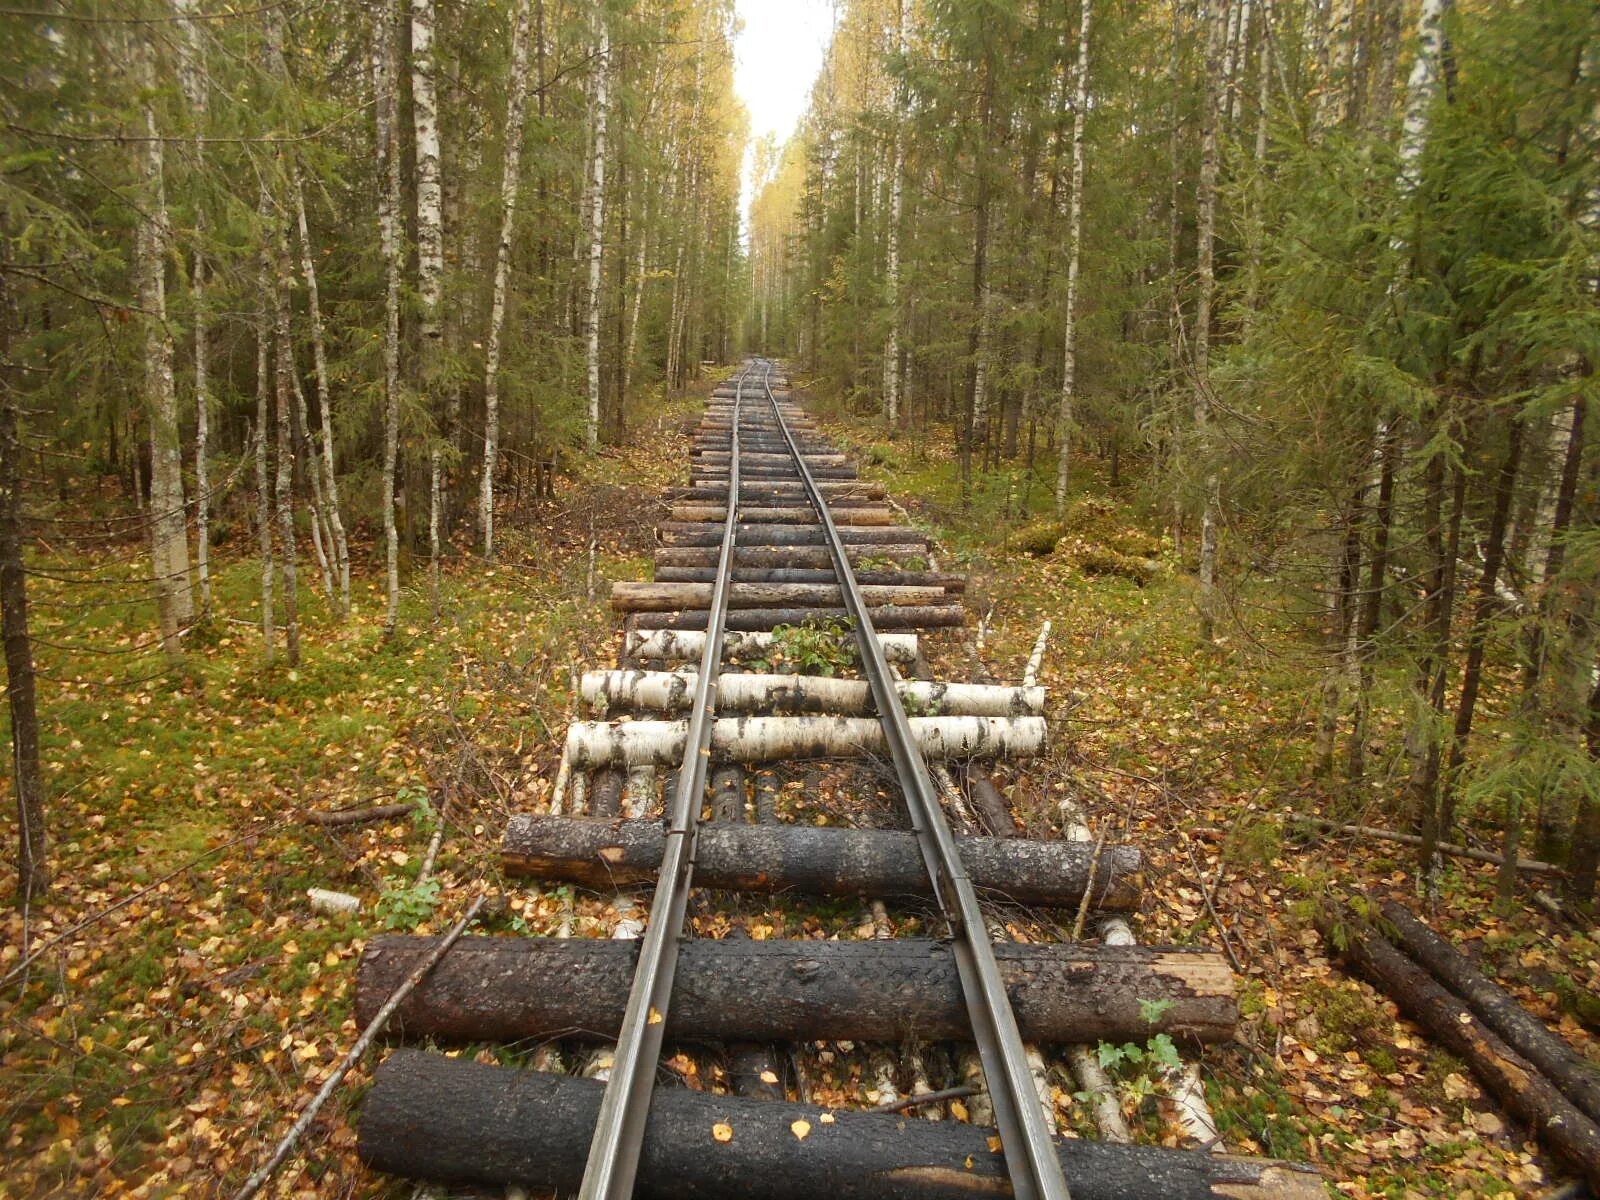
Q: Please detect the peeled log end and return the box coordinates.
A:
[358,1051,1323,1200]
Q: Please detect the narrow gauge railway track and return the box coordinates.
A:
[356,362,1321,1199]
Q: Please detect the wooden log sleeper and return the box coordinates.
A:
[358,937,1233,1045]
[562,715,1045,768]
[359,1051,1323,1200]
[655,546,931,569]
[659,524,923,547]
[612,581,946,613]
[500,815,1140,909]
[624,628,919,664]
[653,566,963,590]
[630,605,964,632]
[581,669,1044,717]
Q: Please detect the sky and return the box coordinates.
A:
[732,0,837,231]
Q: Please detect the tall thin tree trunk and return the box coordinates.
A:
[175,0,211,614]
[583,17,611,451]
[1054,0,1094,516]
[0,266,46,904]
[1433,416,1525,859]
[1346,422,1401,781]
[291,171,351,616]
[480,0,535,558]
[1193,0,1226,640]
[960,52,995,512]
[883,0,907,431]
[137,62,193,659]
[1413,452,1467,880]
[271,241,302,669]
[411,0,446,621]
[255,195,276,662]
[377,0,403,636]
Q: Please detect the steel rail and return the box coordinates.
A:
[759,365,1072,1200]
[576,364,757,1200]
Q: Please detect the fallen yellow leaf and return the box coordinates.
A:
[950,1100,970,1122]
[648,1007,664,1026]
[818,1112,835,1124]
[712,1122,733,1143]
[759,1070,779,1085]
[791,1119,811,1141]
[987,1135,1003,1154]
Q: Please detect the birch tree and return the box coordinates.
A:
[584,15,611,451]
[174,0,211,613]
[480,0,535,557]
[136,48,193,658]
[1054,0,1094,517]
[881,0,907,430]
[1192,0,1227,640]
[376,0,403,635]
[411,0,446,619]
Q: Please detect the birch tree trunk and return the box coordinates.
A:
[411,0,445,620]
[290,171,350,616]
[136,61,193,659]
[1398,0,1451,199]
[174,0,210,614]
[583,17,611,451]
[1193,0,1227,641]
[479,0,535,558]
[271,231,301,669]
[882,0,907,431]
[376,0,403,636]
[1054,0,1094,517]
[254,193,276,662]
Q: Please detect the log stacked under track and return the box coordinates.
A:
[357,363,1320,1197]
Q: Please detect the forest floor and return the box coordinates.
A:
[1,372,1596,1199]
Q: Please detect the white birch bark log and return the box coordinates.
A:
[564,715,1047,769]
[411,0,445,618]
[136,55,193,657]
[376,0,403,635]
[479,0,535,558]
[582,670,1044,718]
[583,17,611,450]
[1054,0,1094,516]
[625,628,919,665]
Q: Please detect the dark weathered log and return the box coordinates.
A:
[302,801,415,828]
[660,524,924,547]
[1380,900,1600,1125]
[588,768,625,820]
[359,1051,1323,1200]
[357,936,1232,1045]
[666,483,887,502]
[656,546,932,571]
[670,504,892,526]
[964,765,1018,837]
[709,764,746,823]
[654,566,963,590]
[1322,906,1600,1188]
[501,816,1138,908]
[612,581,947,613]
[632,605,964,632]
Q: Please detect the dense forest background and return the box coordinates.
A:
[3,1,1600,1195]
[749,0,1600,904]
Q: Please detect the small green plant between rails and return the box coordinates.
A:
[1080,998,1184,1110]
[748,618,858,677]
